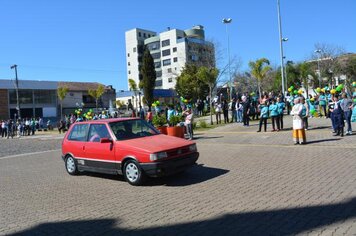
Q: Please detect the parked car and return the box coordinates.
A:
[61,118,199,185]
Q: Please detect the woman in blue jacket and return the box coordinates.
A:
[257,102,269,132]
[269,99,280,131]
[276,97,285,130]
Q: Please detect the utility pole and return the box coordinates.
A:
[10,64,21,119]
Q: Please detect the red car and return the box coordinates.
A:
[61,118,199,185]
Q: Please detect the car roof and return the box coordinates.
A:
[75,117,141,124]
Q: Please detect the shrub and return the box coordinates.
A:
[169,115,183,126]
[152,114,167,127]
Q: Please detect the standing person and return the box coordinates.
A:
[331,95,344,137]
[241,96,250,127]
[146,110,153,125]
[222,98,229,124]
[257,102,269,132]
[291,97,306,144]
[319,92,327,118]
[230,98,237,123]
[340,93,353,135]
[276,97,285,130]
[301,97,309,130]
[236,99,243,123]
[183,107,194,140]
[269,99,279,131]
[214,102,222,124]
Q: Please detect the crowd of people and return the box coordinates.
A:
[0,117,51,139]
[211,89,356,144]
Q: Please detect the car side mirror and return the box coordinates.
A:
[100,137,113,143]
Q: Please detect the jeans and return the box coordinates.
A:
[344,111,352,132]
[186,123,193,139]
[237,110,242,122]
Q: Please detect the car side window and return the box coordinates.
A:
[68,124,89,142]
[88,124,110,142]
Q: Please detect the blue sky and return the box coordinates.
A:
[1,0,355,90]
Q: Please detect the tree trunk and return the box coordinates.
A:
[258,81,262,100]
[60,102,63,119]
[96,99,98,112]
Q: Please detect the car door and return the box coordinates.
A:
[83,123,118,173]
[66,123,89,159]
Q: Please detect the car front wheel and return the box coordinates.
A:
[124,160,145,186]
[65,156,78,175]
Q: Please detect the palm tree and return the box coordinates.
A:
[197,66,219,125]
[57,86,68,119]
[249,58,271,99]
[128,78,139,110]
[88,84,105,112]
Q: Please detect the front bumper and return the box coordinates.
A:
[141,152,199,177]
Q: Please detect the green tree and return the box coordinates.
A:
[197,66,219,125]
[128,78,139,110]
[248,58,272,98]
[57,86,68,119]
[88,84,105,111]
[140,48,156,111]
[175,64,209,101]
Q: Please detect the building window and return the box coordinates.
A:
[168,78,173,83]
[128,62,130,66]
[147,42,160,51]
[161,39,170,47]
[148,34,151,37]
[162,49,170,57]
[34,90,56,104]
[138,32,141,37]
[156,71,162,77]
[162,59,171,66]
[133,47,136,52]
[83,95,96,104]
[173,47,177,52]
[9,89,33,105]
[127,53,130,57]
[155,80,162,87]
[128,70,131,74]
[173,57,178,62]
[167,68,172,73]
[151,52,161,59]
[143,33,146,38]
[191,55,198,61]
[154,62,161,68]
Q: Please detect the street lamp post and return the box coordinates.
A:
[277,0,286,96]
[222,18,232,100]
[10,64,20,119]
[314,49,322,87]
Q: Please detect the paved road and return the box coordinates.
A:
[0,118,355,235]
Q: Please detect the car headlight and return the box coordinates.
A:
[150,152,168,161]
[189,144,197,152]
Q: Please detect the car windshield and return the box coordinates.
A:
[109,119,159,140]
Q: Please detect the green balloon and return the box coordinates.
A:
[293,90,298,95]
[336,87,342,92]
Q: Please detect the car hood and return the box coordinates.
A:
[116,134,194,153]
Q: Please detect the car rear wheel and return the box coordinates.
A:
[124,160,145,186]
[65,156,78,175]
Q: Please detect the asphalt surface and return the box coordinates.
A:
[0,117,355,235]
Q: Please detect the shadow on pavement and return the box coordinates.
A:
[79,164,228,187]
[10,197,356,236]
[307,138,341,144]
[193,135,224,140]
[147,164,229,187]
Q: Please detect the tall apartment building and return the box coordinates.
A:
[125,25,215,90]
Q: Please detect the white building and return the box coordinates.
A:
[125,25,215,90]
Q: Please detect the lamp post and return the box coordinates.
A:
[222,18,232,100]
[277,0,286,96]
[10,64,20,119]
[314,49,322,87]
[281,38,288,95]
